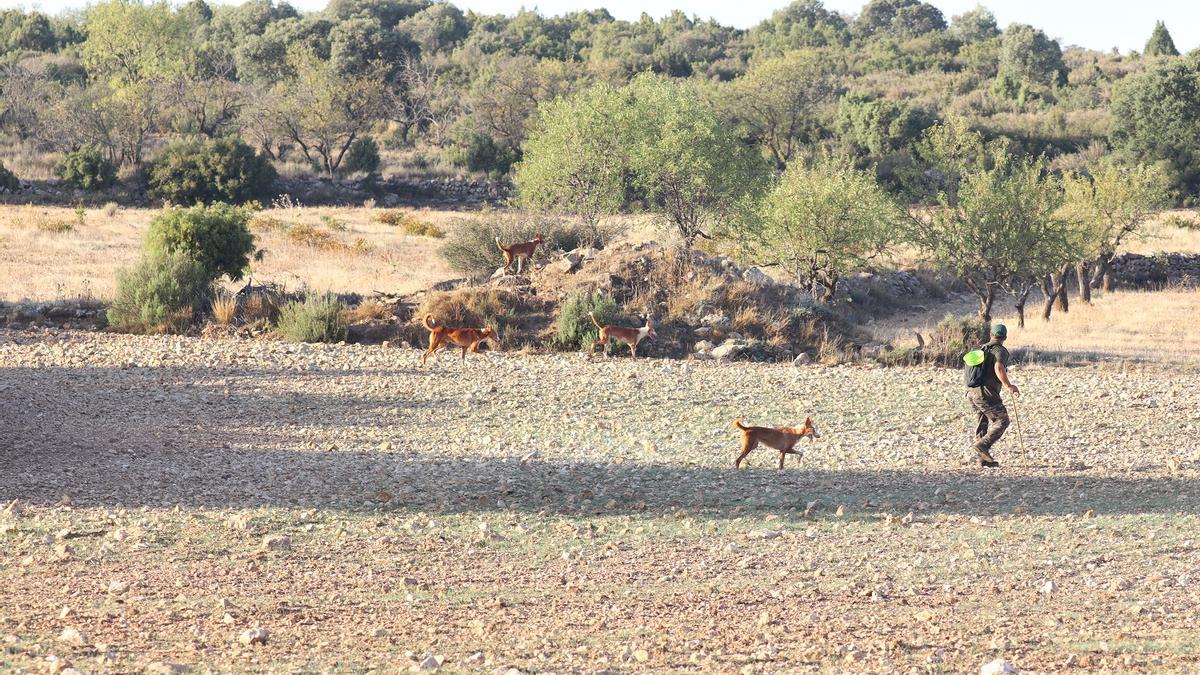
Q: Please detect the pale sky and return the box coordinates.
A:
[2,0,1194,53]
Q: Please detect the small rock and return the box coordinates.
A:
[238,627,269,646]
[742,267,774,286]
[1039,580,1057,594]
[145,661,188,674]
[107,580,130,595]
[418,654,443,671]
[748,529,782,540]
[711,341,742,362]
[693,340,715,353]
[980,659,1018,675]
[261,534,291,551]
[633,649,649,663]
[58,628,87,646]
[792,353,812,366]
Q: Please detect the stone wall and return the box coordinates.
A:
[1109,252,1200,288]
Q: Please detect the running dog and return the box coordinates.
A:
[495,234,544,274]
[589,312,655,359]
[421,314,496,365]
[733,417,819,469]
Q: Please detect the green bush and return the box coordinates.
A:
[342,137,381,174]
[553,291,621,350]
[54,146,117,191]
[0,161,18,193]
[276,293,349,343]
[145,137,277,206]
[107,250,211,334]
[451,133,518,175]
[923,313,987,365]
[146,203,255,282]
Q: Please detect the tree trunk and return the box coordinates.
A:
[1103,267,1115,292]
[977,285,995,337]
[1076,261,1092,304]
[1013,285,1033,329]
[1040,274,1056,321]
[1053,264,1070,314]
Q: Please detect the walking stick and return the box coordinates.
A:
[1010,393,1029,469]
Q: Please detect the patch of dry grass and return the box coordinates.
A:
[210,292,238,325]
[0,205,460,302]
[1004,287,1200,363]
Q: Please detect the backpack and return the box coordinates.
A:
[962,344,996,388]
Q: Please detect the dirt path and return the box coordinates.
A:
[2,329,1198,672]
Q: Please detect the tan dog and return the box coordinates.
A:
[589,312,655,359]
[496,234,544,274]
[421,314,496,365]
[733,417,818,469]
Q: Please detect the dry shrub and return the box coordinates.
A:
[345,299,393,323]
[241,293,280,326]
[375,209,444,237]
[102,202,119,218]
[415,287,534,346]
[211,291,238,325]
[36,217,74,233]
[249,214,287,233]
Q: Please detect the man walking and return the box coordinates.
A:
[968,324,1019,468]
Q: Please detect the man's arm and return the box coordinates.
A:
[995,360,1020,395]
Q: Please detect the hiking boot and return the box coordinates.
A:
[976,448,1000,468]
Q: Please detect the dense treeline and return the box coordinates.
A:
[0,0,1196,206]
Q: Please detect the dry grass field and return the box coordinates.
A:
[0,204,459,302]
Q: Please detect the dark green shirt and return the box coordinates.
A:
[981,341,1010,400]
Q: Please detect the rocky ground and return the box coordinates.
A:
[2,328,1199,673]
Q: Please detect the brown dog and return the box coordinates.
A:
[733,417,818,469]
[496,234,544,274]
[589,312,655,358]
[421,314,496,365]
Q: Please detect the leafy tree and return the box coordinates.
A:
[736,154,904,302]
[514,82,629,228]
[145,202,256,282]
[268,46,393,178]
[1060,163,1170,295]
[854,0,946,39]
[836,92,929,157]
[1110,58,1200,201]
[1144,20,1178,57]
[81,0,189,86]
[623,74,768,247]
[749,0,849,52]
[995,23,1066,96]
[0,10,56,52]
[399,2,468,53]
[949,5,998,43]
[726,49,840,170]
[906,130,1074,330]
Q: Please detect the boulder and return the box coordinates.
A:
[693,340,715,353]
[792,353,812,366]
[547,252,583,274]
[699,312,730,330]
[711,340,743,361]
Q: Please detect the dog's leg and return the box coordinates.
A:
[629,341,637,359]
[779,451,786,470]
[735,435,757,469]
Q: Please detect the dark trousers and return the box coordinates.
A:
[968,390,1009,452]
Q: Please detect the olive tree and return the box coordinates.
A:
[513,82,630,234]
[724,49,839,170]
[623,73,768,247]
[1060,163,1170,296]
[735,154,904,302]
[907,133,1074,331]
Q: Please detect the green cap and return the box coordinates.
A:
[991,323,1007,338]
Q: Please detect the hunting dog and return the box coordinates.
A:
[421,314,496,365]
[733,417,819,469]
[589,312,655,358]
[495,234,544,274]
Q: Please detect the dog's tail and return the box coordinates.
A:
[422,314,437,331]
[732,418,749,431]
[588,311,602,329]
[495,236,506,252]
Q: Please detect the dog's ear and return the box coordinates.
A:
[805,416,813,425]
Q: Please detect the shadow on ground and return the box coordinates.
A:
[2,364,1195,518]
